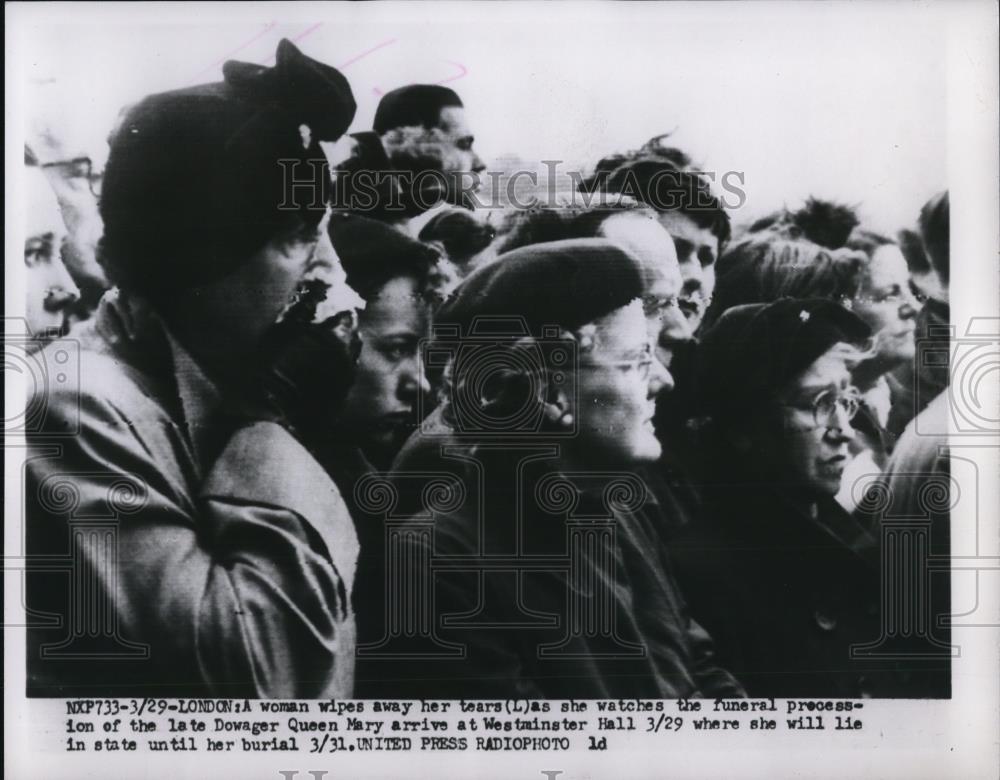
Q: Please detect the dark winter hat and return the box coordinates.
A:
[695,298,871,421]
[328,213,440,301]
[99,39,356,299]
[436,238,645,338]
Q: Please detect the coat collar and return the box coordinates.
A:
[94,288,223,474]
[710,483,878,571]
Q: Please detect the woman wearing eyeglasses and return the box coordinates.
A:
[706,202,924,513]
[28,147,109,320]
[671,298,916,698]
[375,239,745,699]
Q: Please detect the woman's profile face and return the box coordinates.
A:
[751,345,860,499]
[571,299,671,465]
[851,243,920,366]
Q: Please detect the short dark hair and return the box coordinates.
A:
[373,84,463,135]
[747,209,791,235]
[787,198,859,250]
[918,191,949,284]
[897,228,932,276]
[578,133,694,193]
[603,159,731,248]
[418,208,496,263]
[750,198,860,251]
[328,214,439,302]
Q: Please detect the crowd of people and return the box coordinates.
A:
[24,39,952,700]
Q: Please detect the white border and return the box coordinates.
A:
[5,3,999,778]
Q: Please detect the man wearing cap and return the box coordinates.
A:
[671,298,920,697]
[370,239,743,698]
[25,41,362,698]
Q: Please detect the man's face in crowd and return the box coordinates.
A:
[380,106,485,208]
[768,346,858,498]
[571,298,671,464]
[851,243,920,367]
[340,275,432,464]
[24,166,79,346]
[598,212,691,376]
[38,157,108,298]
[435,106,486,177]
[654,210,719,331]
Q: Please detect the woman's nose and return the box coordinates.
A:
[43,261,80,313]
[400,357,432,399]
[648,356,674,397]
[898,300,918,320]
[826,405,857,442]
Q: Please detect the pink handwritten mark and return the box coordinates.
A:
[192,22,278,80]
[338,37,398,71]
[261,22,325,63]
[436,60,468,86]
[191,27,467,96]
[372,58,469,96]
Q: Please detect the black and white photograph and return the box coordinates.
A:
[5,2,999,778]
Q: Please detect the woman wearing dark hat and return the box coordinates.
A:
[364,238,744,699]
[25,40,364,698]
[706,204,922,512]
[671,298,919,698]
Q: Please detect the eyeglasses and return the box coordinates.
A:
[643,294,681,319]
[41,157,102,198]
[908,280,930,305]
[783,386,862,429]
[605,342,656,381]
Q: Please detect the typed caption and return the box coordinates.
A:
[58,698,867,754]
